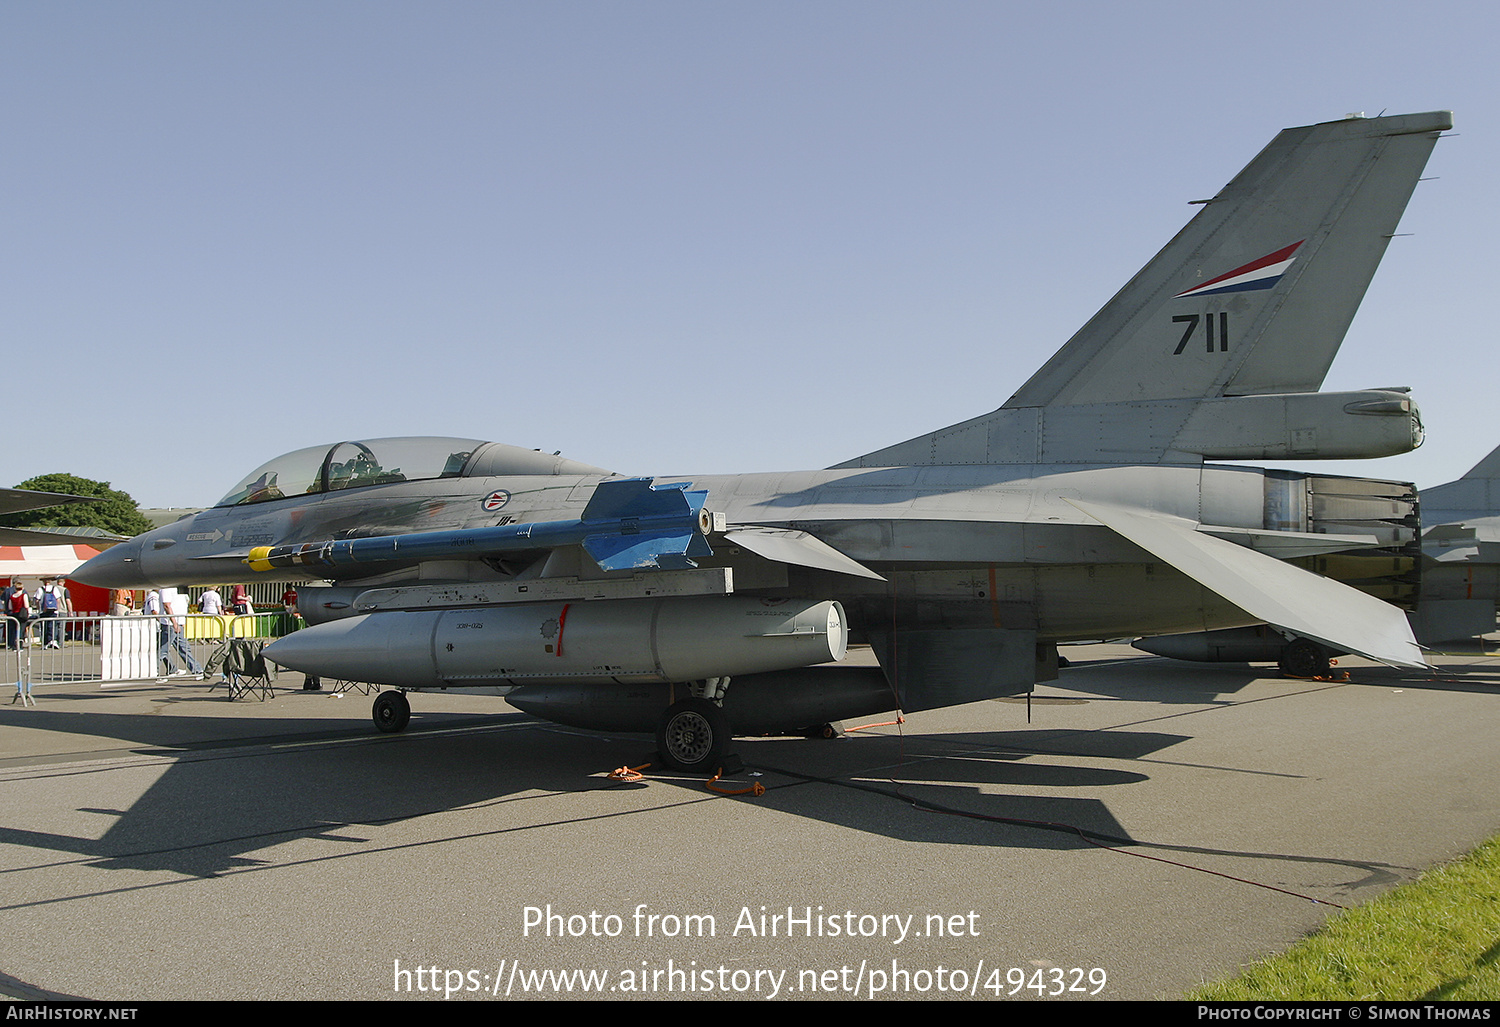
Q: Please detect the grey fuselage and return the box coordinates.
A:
[92,455,1385,646]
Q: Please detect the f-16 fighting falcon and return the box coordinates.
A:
[76,111,1452,771]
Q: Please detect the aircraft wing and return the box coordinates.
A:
[0,487,102,517]
[0,488,116,546]
[1069,499,1427,670]
[0,525,128,548]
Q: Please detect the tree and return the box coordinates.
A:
[1,474,155,537]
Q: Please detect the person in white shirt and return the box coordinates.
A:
[34,579,69,648]
[151,587,202,679]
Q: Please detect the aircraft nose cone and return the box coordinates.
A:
[72,538,147,588]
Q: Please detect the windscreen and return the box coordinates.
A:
[215,437,486,506]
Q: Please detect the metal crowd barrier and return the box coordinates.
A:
[6,613,300,702]
[2,616,26,705]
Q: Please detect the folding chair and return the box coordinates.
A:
[218,638,278,700]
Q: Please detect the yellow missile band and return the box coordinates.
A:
[246,546,275,573]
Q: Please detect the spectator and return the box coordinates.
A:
[4,581,29,650]
[148,587,202,680]
[34,578,69,648]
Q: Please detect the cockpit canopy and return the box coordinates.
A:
[216,437,484,507]
[215,437,614,507]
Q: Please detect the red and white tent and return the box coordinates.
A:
[0,544,102,578]
[0,544,110,612]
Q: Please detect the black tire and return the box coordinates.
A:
[656,698,730,772]
[372,690,411,733]
[1278,639,1330,678]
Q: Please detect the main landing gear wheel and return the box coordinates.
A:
[372,690,411,733]
[656,698,730,773]
[1278,639,1330,678]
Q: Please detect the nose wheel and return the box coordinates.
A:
[372,690,411,733]
[655,698,730,773]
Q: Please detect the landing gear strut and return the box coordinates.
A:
[372,690,411,733]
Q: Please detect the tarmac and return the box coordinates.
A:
[3,643,1500,1001]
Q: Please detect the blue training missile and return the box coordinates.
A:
[246,478,715,574]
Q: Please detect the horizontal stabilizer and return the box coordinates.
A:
[1069,500,1426,669]
[724,527,885,580]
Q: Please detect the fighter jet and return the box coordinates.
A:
[0,487,119,547]
[75,111,1451,771]
[1138,444,1500,672]
[1411,446,1500,644]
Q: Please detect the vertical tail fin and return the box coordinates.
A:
[840,111,1450,468]
[1412,448,1500,644]
[1420,445,1500,526]
[1009,110,1450,407]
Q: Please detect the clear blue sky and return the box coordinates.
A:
[4,1,1494,508]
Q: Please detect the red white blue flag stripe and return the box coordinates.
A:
[1174,241,1304,298]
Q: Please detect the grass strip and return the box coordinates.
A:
[1189,837,1500,1000]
